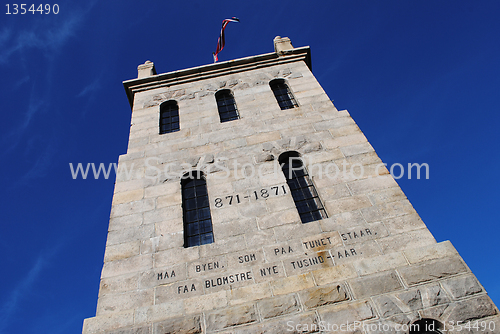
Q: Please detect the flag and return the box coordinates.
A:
[213,17,240,62]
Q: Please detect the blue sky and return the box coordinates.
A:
[1,1,499,333]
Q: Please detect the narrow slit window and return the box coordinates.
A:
[181,171,214,247]
[215,89,239,122]
[159,100,180,134]
[270,79,298,110]
[279,152,327,223]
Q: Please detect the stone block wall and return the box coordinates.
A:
[83,47,498,333]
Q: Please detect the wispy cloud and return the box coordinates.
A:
[11,75,31,91]
[0,84,45,156]
[0,4,94,155]
[0,28,11,48]
[20,142,56,182]
[0,254,47,333]
[0,8,86,64]
[77,78,102,98]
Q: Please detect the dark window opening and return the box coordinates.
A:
[215,89,239,122]
[159,100,180,134]
[181,171,214,247]
[409,319,443,334]
[270,79,298,110]
[279,152,327,223]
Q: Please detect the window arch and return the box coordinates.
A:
[409,319,443,334]
[270,79,298,110]
[181,171,214,247]
[279,152,327,223]
[159,100,180,134]
[215,89,239,122]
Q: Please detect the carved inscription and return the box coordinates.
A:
[214,184,287,208]
[290,255,326,270]
[151,232,387,299]
[331,248,358,261]
[157,270,176,281]
[196,261,222,272]
[303,237,333,250]
[275,246,294,256]
[238,253,256,263]
[260,265,279,277]
[178,283,197,294]
[340,229,374,241]
[205,271,253,289]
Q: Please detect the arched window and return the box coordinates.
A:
[215,89,239,122]
[159,100,180,134]
[270,79,298,110]
[409,319,443,334]
[279,152,327,223]
[181,171,214,247]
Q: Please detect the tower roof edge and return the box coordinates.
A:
[123,46,311,109]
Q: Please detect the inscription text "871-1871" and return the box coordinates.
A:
[214,185,287,208]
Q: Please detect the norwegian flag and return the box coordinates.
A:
[213,17,240,62]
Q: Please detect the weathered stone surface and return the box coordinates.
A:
[347,174,398,196]
[255,152,274,163]
[377,228,436,253]
[362,313,419,334]
[110,199,155,218]
[100,273,139,296]
[206,303,258,331]
[352,252,407,276]
[312,263,358,286]
[96,289,153,315]
[227,282,272,305]
[104,241,141,262]
[107,326,151,334]
[398,257,467,286]
[300,142,322,154]
[349,271,403,299]
[153,315,202,334]
[271,273,315,296]
[273,220,322,242]
[258,294,301,319]
[257,208,300,229]
[230,312,319,334]
[184,290,227,314]
[374,284,450,318]
[382,213,426,234]
[101,254,153,279]
[318,300,376,327]
[134,301,185,325]
[82,310,135,334]
[446,295,498,323]
[361,199,415,222]
[441,275,483,299]
[325,195,373,216]
[403,240,458,264]
[106,224,155,246]
[299,284,350,309]
[399,284,449,311]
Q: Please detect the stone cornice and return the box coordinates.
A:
[123,46,311,108]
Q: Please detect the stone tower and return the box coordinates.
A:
[82,37,498,333]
